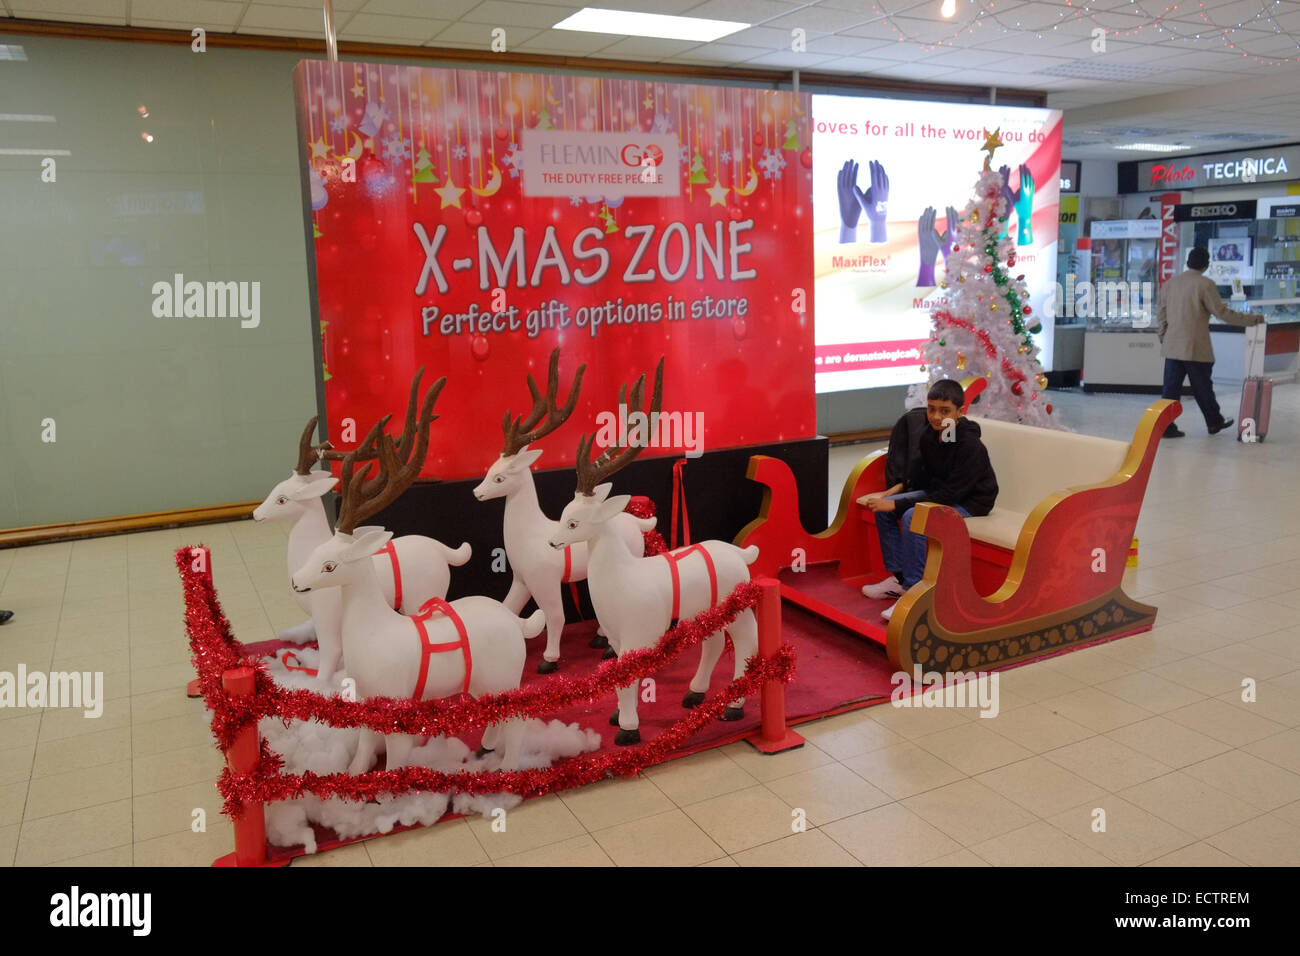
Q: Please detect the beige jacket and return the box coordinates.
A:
[1157,268,1260,362]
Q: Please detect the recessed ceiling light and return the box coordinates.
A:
[552,8,749,42]
[0,44,27,61]
[1112,143,1191,152]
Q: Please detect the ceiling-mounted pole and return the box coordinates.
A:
[323,0,338,61]
[989,86,997,105]
[792,69,800,95]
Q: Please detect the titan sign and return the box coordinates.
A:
[1138,145,1300,189]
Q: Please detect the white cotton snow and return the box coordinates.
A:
[257,646,601,853]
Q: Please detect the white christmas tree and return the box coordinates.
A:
[923,129,1061,429]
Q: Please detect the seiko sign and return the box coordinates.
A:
[1132,144,1300,190]
[1173,200,1257,222]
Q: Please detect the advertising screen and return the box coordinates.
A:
[812,94,1061,393]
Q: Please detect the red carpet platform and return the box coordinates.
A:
[240,603,901,860]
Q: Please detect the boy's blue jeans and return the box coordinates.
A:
[874,491,969,589]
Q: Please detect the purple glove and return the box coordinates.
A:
[917,207,940,287]
[837,160,862,244]
[859,160,889,243]
[939,205,958,265]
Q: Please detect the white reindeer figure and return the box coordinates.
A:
[253,381,470,683]
[291,373,543,772]
[474,348,650,673]
[548,359,759,745]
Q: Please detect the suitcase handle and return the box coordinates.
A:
[1245,321,1266,378]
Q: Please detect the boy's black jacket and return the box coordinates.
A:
[905,417,998,517]
[885,407,928,489]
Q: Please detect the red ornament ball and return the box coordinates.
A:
[752,132,764,146]
[800,147,813,169]
[728,206,744,221]
[526,109,539,128]
[733,318,747,341]
[465,208,483,227]
[471,335,490,361]
[494,125,509,141]
[1023,306,1032,315]
[1011,381,1023,396]
[984,264,994,273]
[1046,403,1053,414]
[953,243,960,253]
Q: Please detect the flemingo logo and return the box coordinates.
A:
[49,886,151,936]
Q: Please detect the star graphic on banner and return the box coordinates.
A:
[643,93,654,108]
[705,180,730,206]
[350,81,365,98]
[310,137,329,159]
[436,178,466,209]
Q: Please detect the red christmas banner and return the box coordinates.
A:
[293,62,815,480]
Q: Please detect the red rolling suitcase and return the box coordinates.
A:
[1238,323,1271,443]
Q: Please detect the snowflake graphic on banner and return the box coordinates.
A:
[569,196,583,206]
[452,144,467,160]
[329,115,348,135]
[502,142,522,178]
[382,134,411,162]
[653,113,673,134]
[721,149,732,162]
[758,148,787,180]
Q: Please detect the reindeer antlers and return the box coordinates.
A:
[502,347,586,456]
[294,416,333,474]
[334,368,446,535]
[574,356,664,496]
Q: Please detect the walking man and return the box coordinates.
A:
[1158,246,1265,438]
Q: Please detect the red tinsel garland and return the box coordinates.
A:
[177,548,763,749]
[216,647,795,819]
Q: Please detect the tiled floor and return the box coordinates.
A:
[2,386,1300,866]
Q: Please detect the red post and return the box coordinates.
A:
[212,666,286,867]
[746,577,804,754]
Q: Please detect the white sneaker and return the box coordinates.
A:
[881,601,897,622]
[862,575,905,601]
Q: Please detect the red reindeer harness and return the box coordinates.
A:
[377,540,403,610]
[659,543,718,620]
[410,597,472,699]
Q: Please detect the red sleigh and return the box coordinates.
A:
[735,391,1180,673]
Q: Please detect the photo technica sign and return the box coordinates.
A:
[1132,144,1300,190]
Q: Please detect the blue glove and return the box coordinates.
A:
[1012,164,1035,245]
[917,207,940,287]
[859,160,889,243]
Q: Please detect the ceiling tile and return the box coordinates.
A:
[339,13,444,43]
[740,49,841,69]
[681,0,802,25]
[240,4,330,33]
[10,0,124,17]
[722,24,797,49]
[763,6,880,34]
[511,30,623,55]
[360,0,475,16]
[130,0,241,29]
[460,1,578,30]
[593,35,705,58]
[428,20,536,47]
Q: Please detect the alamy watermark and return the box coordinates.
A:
[0,666,103,718]
[890,664,1000,718]
[151,273,260,328]
[1053,278,1155,323]
[592,404,704,458]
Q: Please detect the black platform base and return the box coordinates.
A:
[356,436,828,604]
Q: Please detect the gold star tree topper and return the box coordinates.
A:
[981,127,1004,169]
